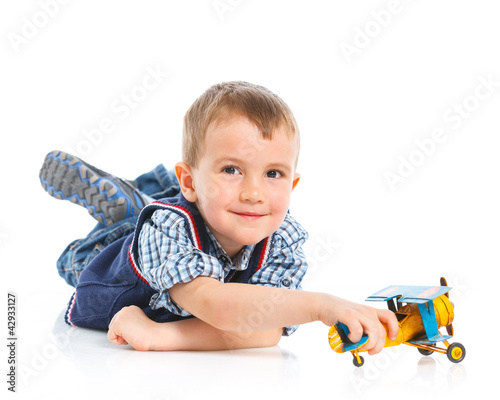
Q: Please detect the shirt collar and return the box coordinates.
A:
[204,225,255,271]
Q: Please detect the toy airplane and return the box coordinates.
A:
[328,277,466,367]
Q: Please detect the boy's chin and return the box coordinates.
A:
[233,232,269,247]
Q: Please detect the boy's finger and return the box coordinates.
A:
[108,328,128,346]
[378,309,399,340]
[107,317,123,345]
[116,336,128,345]
[346,320,364,344]
[360,322,380,353]
[107,327,118,343]
[366,324,386,355]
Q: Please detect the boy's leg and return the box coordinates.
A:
[133,164,180,200]
[39,151,149,226]
[57,218,137,287]
[40,151,180,287]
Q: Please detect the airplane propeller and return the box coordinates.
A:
[440,277,454,336]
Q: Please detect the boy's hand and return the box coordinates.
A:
[319,295,399,355]
[107,306,156,351]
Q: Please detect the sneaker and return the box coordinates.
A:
[39,150,149,226]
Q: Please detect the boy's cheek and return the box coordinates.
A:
[198,180,227,203]
[205,184,223,202]
[269,191,291,212]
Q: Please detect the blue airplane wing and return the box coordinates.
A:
[408,334,453,346]
[365,285,451,304]
[335,322,369,352]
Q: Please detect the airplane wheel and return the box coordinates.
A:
[447,342,466,363]
[353,355,364,367]
[418,347,434,356]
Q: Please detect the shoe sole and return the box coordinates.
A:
[39,151,144,226]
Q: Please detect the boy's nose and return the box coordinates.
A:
[240,179,264,203]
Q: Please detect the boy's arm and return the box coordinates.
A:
[107,277,398,352]
[107,305,283,351]
[169,277,399,355]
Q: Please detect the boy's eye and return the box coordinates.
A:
[265,170,282,179]
[222,166,240,175]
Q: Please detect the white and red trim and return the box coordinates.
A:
[128,247,149,284]
[128,201,203,284]
[65,291,77,327]
[150,202,202,249]
[256,236,272,272]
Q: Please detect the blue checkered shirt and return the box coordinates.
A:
[137,209,309,336]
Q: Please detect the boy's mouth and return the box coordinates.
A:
[231,211,267,221]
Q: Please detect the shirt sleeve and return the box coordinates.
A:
[249,213,309,336]
[137,209,224,316]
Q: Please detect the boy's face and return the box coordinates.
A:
[178,115,300,258]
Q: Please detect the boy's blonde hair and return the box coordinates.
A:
[182,81,299,167]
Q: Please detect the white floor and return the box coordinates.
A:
[3,1,500,398]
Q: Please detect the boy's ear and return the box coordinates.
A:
[175,162,197,202]
[291,173,300,191]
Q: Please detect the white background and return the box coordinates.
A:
[1,1,499,399]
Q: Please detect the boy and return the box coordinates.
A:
[40,81,398,352]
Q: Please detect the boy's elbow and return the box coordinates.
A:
[206,294,265,333]
[207,295,240,331]
[171,278,238,331]
[263,328,283,347]
[209,300,283,347]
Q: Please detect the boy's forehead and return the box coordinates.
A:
[199,116,299,168]
[205,114,297,146]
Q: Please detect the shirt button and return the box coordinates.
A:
[282,278,291,287]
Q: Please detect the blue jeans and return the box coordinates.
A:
[57,164,179,287]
